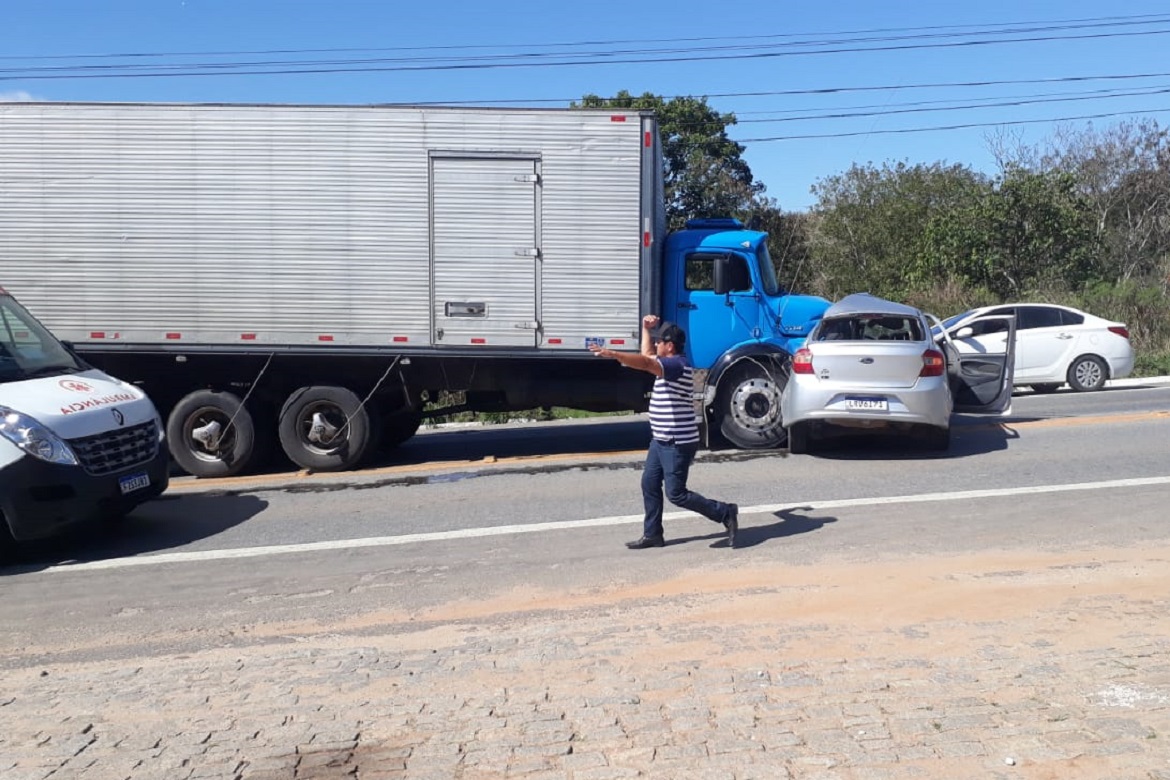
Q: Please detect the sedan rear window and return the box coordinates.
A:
[815,315,923,342]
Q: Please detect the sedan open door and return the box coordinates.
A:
[932,313,1016,414]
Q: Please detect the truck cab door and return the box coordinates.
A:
[674,251,759,368]
[935,313,1016,414]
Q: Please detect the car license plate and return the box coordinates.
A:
[845,397,888,411]
[119,472,151,495]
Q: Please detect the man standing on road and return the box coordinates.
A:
[590,315,739,550]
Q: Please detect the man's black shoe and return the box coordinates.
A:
[626,535,665,549]
[724,504,739,548]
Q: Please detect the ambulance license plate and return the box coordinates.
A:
[119,472,151,495]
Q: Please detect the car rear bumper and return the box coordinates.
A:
[782,378,952,429]
[1108,351,1135,381]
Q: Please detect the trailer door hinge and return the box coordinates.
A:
[514,174,541,184]
[515,247,541,257]
[514,321,540,330]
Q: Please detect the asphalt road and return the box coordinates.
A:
[2,379,1169,666]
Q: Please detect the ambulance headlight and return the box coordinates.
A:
[0,406,79,466]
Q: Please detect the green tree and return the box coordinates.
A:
[575,91,762,230]
[808,161,988,299]
[923,168,1098,298]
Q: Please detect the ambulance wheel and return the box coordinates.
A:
[166,390,258,478]
[278,386,372,472]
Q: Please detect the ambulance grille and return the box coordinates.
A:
[69,420,160,476]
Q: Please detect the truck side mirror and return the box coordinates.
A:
[713,254,751,294]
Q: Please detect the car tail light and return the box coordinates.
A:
[920,349,946,377]
[792,348,814,374]
[1108,325,1130,340]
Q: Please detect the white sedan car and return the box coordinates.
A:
[781,293,1016,453]
[939,303,1134,393]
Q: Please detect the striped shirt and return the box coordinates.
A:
[649,356,700,445]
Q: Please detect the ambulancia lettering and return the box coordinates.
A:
[60,392,138,415]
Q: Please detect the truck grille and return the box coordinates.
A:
[69,420,160,476]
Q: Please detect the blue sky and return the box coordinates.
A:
[4,1,1170,211]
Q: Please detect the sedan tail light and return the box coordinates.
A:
[1108,325,1130,340]
[792,348,815,374]
[920,349,946,377]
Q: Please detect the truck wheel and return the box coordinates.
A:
[278,386,372,471]
[166,390,258,478]
[1067,355,1108,392]
[382,410,423,450]
[787,422,811,454]
[716,361,788,449]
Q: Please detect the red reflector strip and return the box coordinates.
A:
[611,339,627,345]
[548,338,563,345]
[471,338,486,344]
[318,335,334,342]
[240,333,256,341]
[392,336,408,343]
[644,131,652,147]
[643,231,651,247]
[610,115,627,122]
[165,333,181,340]
[90,332,105,339]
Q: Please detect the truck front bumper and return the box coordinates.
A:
[0,448,170,541]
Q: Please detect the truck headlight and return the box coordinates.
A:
[0,406,79,466]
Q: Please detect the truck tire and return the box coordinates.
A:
[278,386,372,472]
[716,360,788,449]
[166,390,258,478]
[382,410,423,451]
[1067,355,1108,392]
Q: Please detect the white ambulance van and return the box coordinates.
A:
[1,287,169,547]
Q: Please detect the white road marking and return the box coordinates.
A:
[44,475,1170,573]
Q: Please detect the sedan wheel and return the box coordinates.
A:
[1067,355,1108,392]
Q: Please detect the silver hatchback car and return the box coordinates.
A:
[780,293,1016,453]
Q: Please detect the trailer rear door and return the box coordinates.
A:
[431,155,540,348]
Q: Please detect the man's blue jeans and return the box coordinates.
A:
[642,439,733,539]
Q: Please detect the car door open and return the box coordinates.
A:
[935,314,1017,414]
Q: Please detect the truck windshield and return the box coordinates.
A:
[0,295,86,384]
[757,244,783,297]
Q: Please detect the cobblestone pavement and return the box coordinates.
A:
[3,548,1170,780]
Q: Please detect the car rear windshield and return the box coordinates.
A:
[814,315,924,342]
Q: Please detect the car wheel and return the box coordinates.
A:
[924,425,951,452]
[166,390,258,478]
[278,386,373,471]
[787,422,812,454]
[1066,355,1108,392]
[716,360,788,449]
[1030,383,1062,394]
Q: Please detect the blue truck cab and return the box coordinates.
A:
[661,218,831,448]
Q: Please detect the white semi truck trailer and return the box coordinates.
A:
[0,102,829,477]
